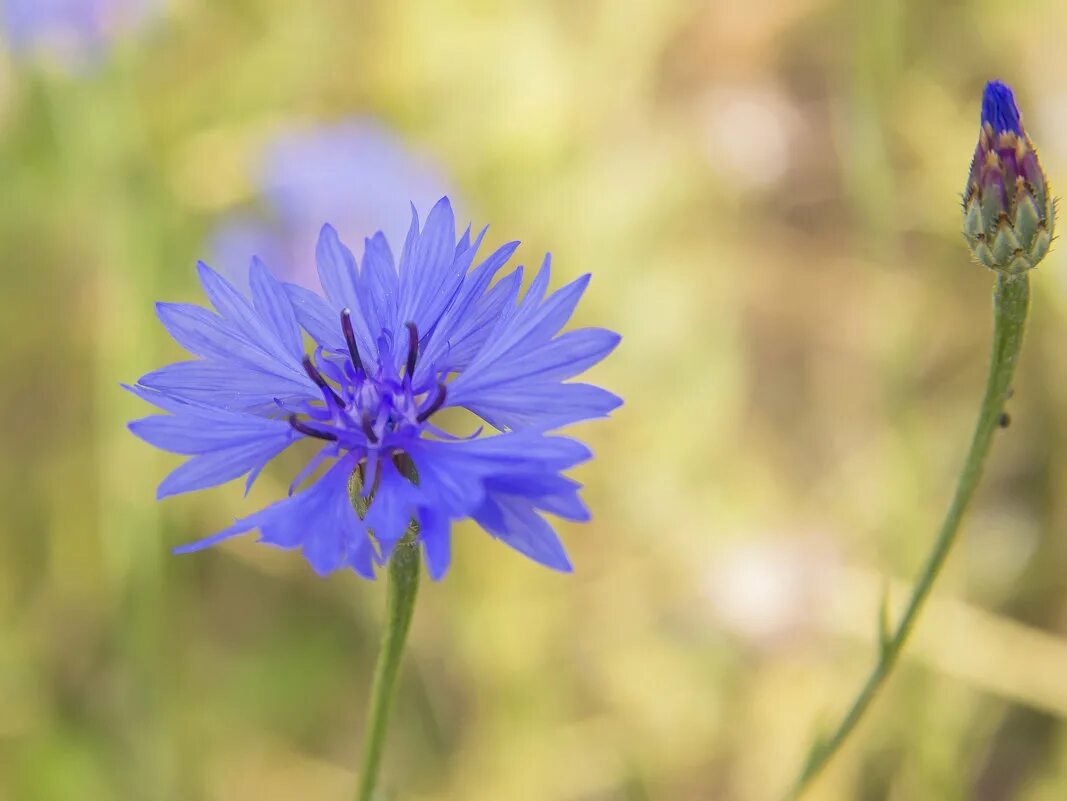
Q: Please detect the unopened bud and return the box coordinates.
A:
[962,81,1054,274]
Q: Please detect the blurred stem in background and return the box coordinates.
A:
[356,531,421,801]
[791,273,1031,798]
[39,53,177,798]
[838,0,901,257]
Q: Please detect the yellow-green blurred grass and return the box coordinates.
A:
[4,1,1067,800]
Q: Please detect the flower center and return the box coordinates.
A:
[286,309,447,449]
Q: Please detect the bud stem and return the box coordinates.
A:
[789,272,1030,798]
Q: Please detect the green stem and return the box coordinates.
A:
[357,534,421,801]
[791,272,1031,798]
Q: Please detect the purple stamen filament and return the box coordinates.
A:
[340,308,364,374]
[417,383,447,422]
[361,412,379,443]
[302,356,345,408]
[405,322,419,379]
[288,415,338,441]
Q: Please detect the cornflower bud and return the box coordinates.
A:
[963,81,1054,274]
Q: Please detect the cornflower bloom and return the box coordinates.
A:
[129,198,620,579]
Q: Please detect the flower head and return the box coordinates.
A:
[963,80,1054,274]
[129,198,621,579]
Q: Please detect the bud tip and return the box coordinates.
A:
[982,80,1022,135]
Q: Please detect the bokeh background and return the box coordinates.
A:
[4,1,1067,799]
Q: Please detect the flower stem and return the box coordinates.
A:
[791,272,1031,798]
[357,534,421,801]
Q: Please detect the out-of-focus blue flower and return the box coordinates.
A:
[1,0,155,69]
[212,121,450,289]
[130,198,621,579]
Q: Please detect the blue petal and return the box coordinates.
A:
[462,260,588,369]
[249,256,303,361]
[197,261,298,367]
[301,520,347,576]
[431,249,620,430]
[416,224,486,348]
[315,224,361,313]
[396,197,460,339]
[463,382,622,429]
[485,473,590,521]
[306,225,382,363]
[363,460,418,544]
[357,232,400,348]
[474,494,573,572]
[403,433,585,573]
[155,302,308,381]
[418,508,451,580]
[284,282,346,352]
[532,491,590,522]
[124,383,245,416]
[155,302,239,360]
[407,443,489,516]
[447,328,621,418]
[404,432,592,523]
[504,271,592,357]
[471,328,619,387]
[172,526,248,554]
[397,204,420,284]
[139,361,316,413]
[415,241,520,384]
[345,537,378,578]
[427,267,524,373]
[129,412,291,455]
[157,435,295,498]
[450,431,593,469]
[174,456,376,578]
[455,224,472,256]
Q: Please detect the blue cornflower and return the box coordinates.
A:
[129,198,621,579]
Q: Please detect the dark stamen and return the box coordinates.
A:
[302,356,344,407]
[417,383,447,423]
[288,415,338,441]
[361,412,379,444]
[405,321,419,378]
[340,308,364,374]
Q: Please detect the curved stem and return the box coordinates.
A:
[791,272,1031,798]
[356,534,421,801]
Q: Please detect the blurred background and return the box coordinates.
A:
[3,1,1067,799]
